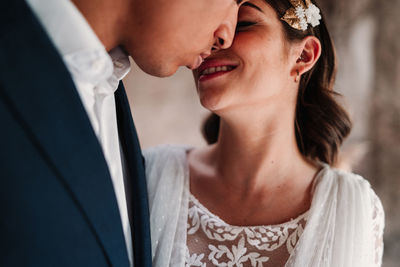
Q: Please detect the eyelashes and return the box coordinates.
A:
[235,21,257,31]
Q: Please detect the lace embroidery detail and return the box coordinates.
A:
[186,194,309,266]
[185,247,206,267]
[208,236,269,266]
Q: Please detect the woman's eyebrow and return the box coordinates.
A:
[241,2,263,13]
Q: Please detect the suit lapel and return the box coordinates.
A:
[0,1,129,266]
[115,83,152,267]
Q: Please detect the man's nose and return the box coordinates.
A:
[212,7,238,51]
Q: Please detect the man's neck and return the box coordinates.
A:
[71,0,126,51]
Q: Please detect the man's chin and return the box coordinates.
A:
[136,61,179,78]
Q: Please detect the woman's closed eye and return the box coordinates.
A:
[236,21,257,31]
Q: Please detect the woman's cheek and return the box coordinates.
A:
[233,32,270,57]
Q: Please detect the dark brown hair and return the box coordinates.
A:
[202,0,351,165]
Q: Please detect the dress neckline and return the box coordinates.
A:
[188,192,310,229]
[184,146,327,229]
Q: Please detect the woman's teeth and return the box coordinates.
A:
[201,65,234,75]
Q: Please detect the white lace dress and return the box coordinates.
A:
[144,145,384,267]
[186,194,309,267]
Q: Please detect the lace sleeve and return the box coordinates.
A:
[371,190,385,266]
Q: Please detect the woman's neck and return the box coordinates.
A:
[188,105,318,225]
[218,111,312,192]
[192,103,317,198]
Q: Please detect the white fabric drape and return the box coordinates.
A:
[145,145,190,267]
[144,144,384,267]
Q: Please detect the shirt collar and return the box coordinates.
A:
[108,47,131,90]
[26,0,131,95]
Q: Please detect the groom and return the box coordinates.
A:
[0,0,240,266]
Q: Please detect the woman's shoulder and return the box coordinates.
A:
[143,144,192,206]
[326,166,385,264]
[323,165,372,191]
[143,144,192,184]
[321,165,383,211]
[143,144,190,166]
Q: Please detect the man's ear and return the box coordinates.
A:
[290,36,321,79]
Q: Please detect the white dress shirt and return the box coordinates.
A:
[25,0,133,265]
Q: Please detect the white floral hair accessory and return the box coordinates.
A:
[281,0,321,31]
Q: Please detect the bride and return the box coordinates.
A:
[144,0,384,266]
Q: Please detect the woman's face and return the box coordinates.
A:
[193,0,298,114]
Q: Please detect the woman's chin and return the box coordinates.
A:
[199,94,224,112]
[197,82,233,112]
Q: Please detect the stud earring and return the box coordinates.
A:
[295,70,300,83]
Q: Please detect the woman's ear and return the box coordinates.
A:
[290,36,321,81]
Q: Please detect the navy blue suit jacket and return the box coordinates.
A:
[0,0,152,266]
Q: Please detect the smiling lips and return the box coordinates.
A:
[201,65,235,75]
[197,60,238,82]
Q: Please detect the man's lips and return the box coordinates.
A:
[187,52,211,70]
[187,55,203,70]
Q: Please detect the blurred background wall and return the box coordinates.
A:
[123,0,400,265]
